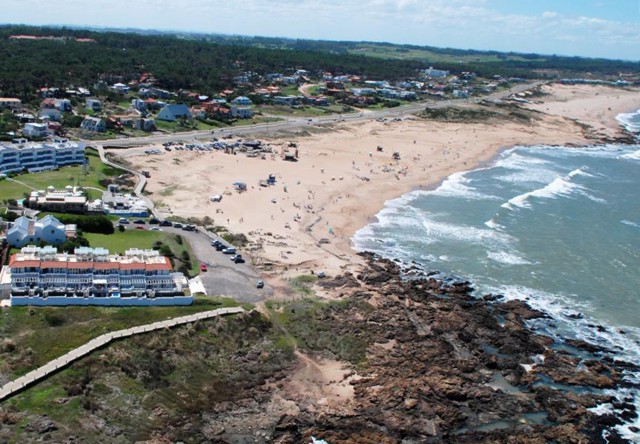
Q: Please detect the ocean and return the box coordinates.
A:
[353,109,640,441]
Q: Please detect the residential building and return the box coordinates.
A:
[0,138,85,174]
[231,96,252,106]
[303,96,329,106]
[157,104,191,121]
[6,215,68,248]
[424,67,450,78]
[230,107,254,119]
[131,98,147,113]
[15,112,36,123]
[0,98,21,110]
[27,186,88,213]
[111,83,130,94]
[54,99,72,112]
[273,96,301,106]
[102,189,149,217]
[80,116,106,132]
[191,107,207,120]
[136,118,156,132]
[23,123,50,139]
[7,246,190,305]
[38,108,62,122]
[85,98,102,112]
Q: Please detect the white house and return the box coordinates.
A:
[54,99,72,112]
[231,96,252,106]
[0,98,21,110]
[230,107,254,119]
[6,215,67,248]
[85,98,102,112]
[23,123,50,139]
[424,66,450,78]
[80,116,106,132]
[111,83,130,94]
[38,108,62,122]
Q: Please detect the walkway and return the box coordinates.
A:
[94,144,161,220]
[0,306,245,402]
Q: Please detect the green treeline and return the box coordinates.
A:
[0,25,637,103]
[0,26,423,101]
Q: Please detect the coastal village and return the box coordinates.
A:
[0,29,640,444]
[1,62,635,306]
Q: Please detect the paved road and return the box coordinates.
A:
[120,223,269,302]
[91,81,545,148]
[166,226,271,302]
[0,306,245,403]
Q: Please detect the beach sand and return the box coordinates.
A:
[114,84,640,292]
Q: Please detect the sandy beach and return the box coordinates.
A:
[115,84,640,290]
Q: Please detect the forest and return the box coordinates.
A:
[0,25,637,103]
[0,26,423,101]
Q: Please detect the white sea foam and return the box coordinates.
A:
[501,168,606,210]
[567,167,595,178]
[487,250,531,265]
[421,218,514,246]
[501,177,580,210]
[484,218,505,231]
[495,151,551,169]
[487,283,640,442]
[427,171,500,201]
[620,149,640,161]
[621,220,640,229]
[616,108,640,133]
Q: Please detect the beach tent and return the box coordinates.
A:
[233,182,247,191]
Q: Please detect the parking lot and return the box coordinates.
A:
[116,219,270,303]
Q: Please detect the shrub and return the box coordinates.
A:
[43,312,65,327]
[56,214,115,234]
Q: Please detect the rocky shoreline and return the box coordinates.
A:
[270,252,637,443]
[1,254,638,443]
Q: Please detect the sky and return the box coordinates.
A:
[2,0,640,60]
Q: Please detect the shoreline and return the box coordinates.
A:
[124,83,640,288]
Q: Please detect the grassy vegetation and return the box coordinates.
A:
[348,43,548,64]
[258,104,343,117]
[288,274,318,297]
[279,84,300,95]
[0,149,122,202]
[266,297,373,364]
[0,309,288,442]
[0,296,242,377]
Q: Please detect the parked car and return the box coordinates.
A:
[183,224,196,231]
[200,263,208,272]
[118,218,129,224]
[159,220,173,227]
[149,226,160,231]
[231,254,245,263]
[256,280,264,289]
[173,223,183,229]
[215,243,227,251]
[211,239,223,247]
[133,219,146,224]
[149,218,160,225]
[222,247,236,255]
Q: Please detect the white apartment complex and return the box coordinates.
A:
[6,246,188,305]
[0,137,85,174]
